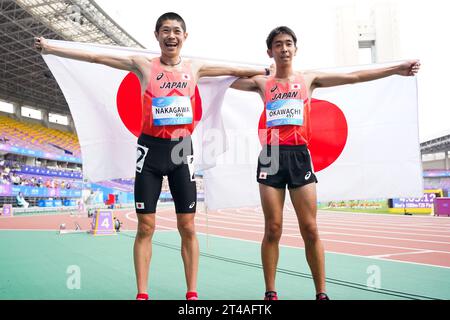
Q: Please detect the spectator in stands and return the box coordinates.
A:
[11,172,21,185]
[86,190,96,205]
[16,192,29,208]
[0,175,9,185]
[1,167,8,182]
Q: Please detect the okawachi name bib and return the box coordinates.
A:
[259,75,311,146]
[266,98,304,127]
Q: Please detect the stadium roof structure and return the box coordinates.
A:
[0,0,145,115]
[420,133,450,155]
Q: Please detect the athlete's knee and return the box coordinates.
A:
[177,217,196,238]
[300,222,319,243]
[264,221,282,242]
[136,221,155,239]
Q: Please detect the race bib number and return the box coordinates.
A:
[186,155,195,182]
[152,96,193,126]
[136,144,149,173]
[266,99,304,127]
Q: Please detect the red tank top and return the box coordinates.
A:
[141,59,201,139]
[258,74,311,146]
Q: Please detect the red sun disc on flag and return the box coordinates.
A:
[308,98,348,172]
[116,73,142,137]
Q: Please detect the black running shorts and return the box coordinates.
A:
[134,133,196,214]
[256,144,318,189]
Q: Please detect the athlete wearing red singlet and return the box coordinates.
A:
[141,58,201,139]
[230,25,419,301]
[256,73,318,189]
[258,73,311,146]
[35,11,266,301]
[135,57,201,215]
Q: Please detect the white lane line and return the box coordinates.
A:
[196,211,450,238]
[200,210,450,232]
[369,250,437,259]
[194,231,450,270]
[156,215,450,254]
[125,212,175,231]
[192,215,450,244]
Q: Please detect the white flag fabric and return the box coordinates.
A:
[203,63,423,209]
[42,41,422,209]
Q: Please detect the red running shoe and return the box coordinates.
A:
[264,291,278,300]
[186,292,198,300]
[136,293,149,300]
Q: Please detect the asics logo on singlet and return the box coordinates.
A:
[270,85,278,93]
[305,171,312,180]
[189,202,196,209]
[156,73,164,80]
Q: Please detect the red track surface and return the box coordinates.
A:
[1,205,450,268]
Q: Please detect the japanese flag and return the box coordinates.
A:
[42,40,422,210]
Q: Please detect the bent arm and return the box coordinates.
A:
[230,77,261,92]
[311,60,420,89]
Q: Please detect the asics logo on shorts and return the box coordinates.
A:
[189,202,196,209]
[305,171,312,180]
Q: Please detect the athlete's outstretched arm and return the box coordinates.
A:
[34,36,146,76]
[310,60,420,90]
[193,60,266,81]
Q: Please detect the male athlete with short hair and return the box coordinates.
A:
[35,12,266,300]
[231,26,420,300]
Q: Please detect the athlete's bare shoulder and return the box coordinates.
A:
[295,69,309,77]
[296,70,316,87]
[186,58,201,72]
[129,55,152,73]
[253,74,268,87]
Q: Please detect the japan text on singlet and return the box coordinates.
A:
[141,58,199,139]
[259,74,311,146]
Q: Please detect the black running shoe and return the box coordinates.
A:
[316,293,330,300]
[264,291,278,300]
